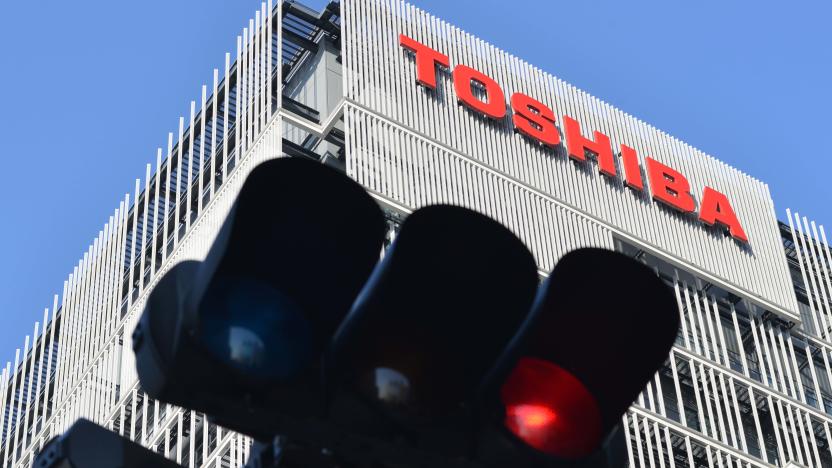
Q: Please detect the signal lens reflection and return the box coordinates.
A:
[200,277,314,381]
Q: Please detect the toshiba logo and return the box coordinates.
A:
[399,35,748,244]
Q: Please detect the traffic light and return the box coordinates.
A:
[476,248,679,467]
[326,205,540,464]
[327,233,677,467]
[33,419,180,468]
[125,156,678,467]
[132,157,386,440]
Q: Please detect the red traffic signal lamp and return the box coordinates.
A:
[499,356,602,458]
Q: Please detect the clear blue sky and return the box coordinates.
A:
[0,0,829,366]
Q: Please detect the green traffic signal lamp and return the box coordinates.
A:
[133,157,386,440]
[478,248,680,467]
[327,205,539,465]
[33,419,180,468]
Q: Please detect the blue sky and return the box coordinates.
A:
[0,0,829,365]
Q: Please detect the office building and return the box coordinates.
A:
[1,1,831,466]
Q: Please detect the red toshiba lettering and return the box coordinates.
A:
[699,187,748,242]
[563,116,616,177]
[510,93,560,147]
[452,65,506,119]
[619,144,644,191]
[399,34,450,90]
[646,157,695,213]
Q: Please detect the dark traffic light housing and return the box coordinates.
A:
[33,419,180,468]
[326,205,539,464]
[132,157,386,440]
[477,248,679,467]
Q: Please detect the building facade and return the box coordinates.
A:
[1,1,832,467]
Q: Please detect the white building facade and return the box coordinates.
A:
[1,1,832,467]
